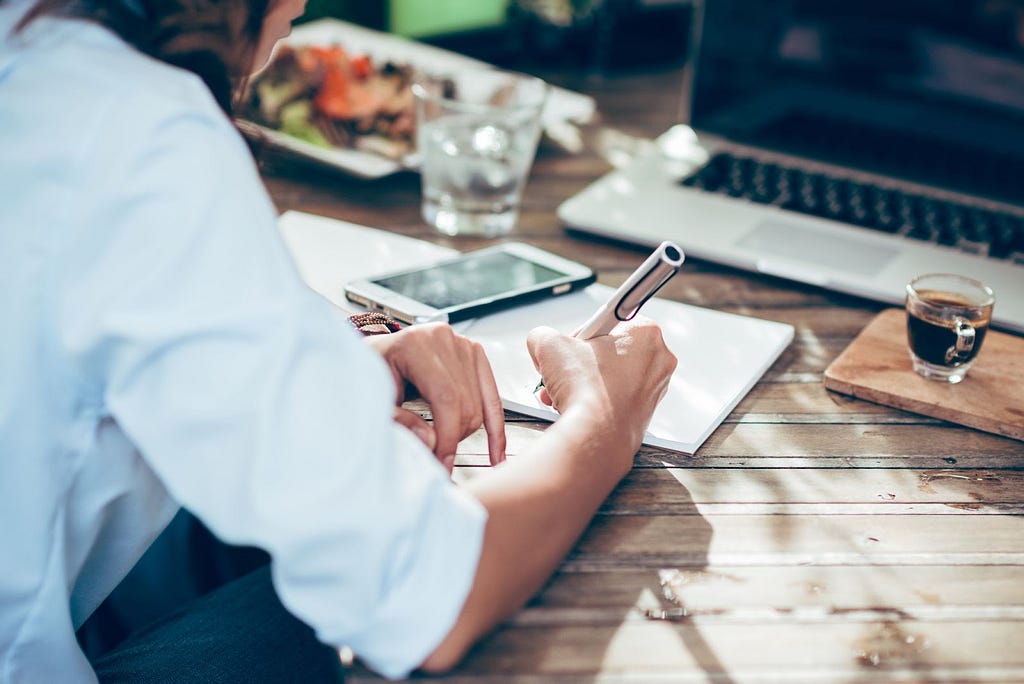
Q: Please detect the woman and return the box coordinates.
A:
[0,0,676,681]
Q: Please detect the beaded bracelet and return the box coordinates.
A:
[347,311,402,336]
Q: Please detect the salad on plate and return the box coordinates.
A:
[242,44,418,161]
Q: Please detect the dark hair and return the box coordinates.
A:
[12,0,270,115]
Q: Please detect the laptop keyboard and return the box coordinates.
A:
[681,152,1024,263]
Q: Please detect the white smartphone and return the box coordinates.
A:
[344,243,596,325]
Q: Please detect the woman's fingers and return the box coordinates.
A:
[392,406,437,454]
[427,372,470,464]
[393,407,456,477]
[381,324,506,466]
[474,342,506,465]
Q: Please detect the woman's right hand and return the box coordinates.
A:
[526,317,677,463]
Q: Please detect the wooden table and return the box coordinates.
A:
[260,64,1024,683]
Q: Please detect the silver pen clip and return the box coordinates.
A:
[614,264,679,322]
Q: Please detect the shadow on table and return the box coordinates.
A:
[451,467,727,681]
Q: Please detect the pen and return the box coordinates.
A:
[534,241,685,392]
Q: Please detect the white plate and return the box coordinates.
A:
[240,18,597,180]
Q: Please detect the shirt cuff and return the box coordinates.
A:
[340,430,487,679]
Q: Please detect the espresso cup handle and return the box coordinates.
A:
[944,317,976,365]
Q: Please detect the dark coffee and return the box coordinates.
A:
[906,290,990,366]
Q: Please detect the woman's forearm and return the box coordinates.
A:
[420,403,638,671]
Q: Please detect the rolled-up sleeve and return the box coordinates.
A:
[60,82,486,679]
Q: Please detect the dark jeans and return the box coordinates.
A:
[82,512,344,683]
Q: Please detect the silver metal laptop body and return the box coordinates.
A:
[558,0,1024,333]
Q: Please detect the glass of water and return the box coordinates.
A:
[412,68,548,236]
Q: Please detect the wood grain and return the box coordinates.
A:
[261,60,1024,684]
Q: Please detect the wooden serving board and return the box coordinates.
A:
[823,308,1024,441]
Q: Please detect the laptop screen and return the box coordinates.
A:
[688,0,1024,205]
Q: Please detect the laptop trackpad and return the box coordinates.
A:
[737,220,900,278]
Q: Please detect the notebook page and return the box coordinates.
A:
[461,287,794,453]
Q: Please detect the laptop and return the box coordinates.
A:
[558,0,1024,334]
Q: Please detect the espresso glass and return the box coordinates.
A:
[905,273,995,383]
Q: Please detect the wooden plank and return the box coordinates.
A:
[601,468,1024,508]
[454,468,1024,509]
[764,338,862,379]
[350,669,1024,683]
[715,306,877,338]
[532,565,1024,613]
[730,383,927,421]
[689,423,1024,459]
[505,604,1024,626]
[347,621,1024,682]
[693,381,935,423]
[632,455,1024,470]
[569,513,1024,567]
[453,422,1024,464]
[625,503,1024,515]
[656,271,833,308]
[726,412,939,425]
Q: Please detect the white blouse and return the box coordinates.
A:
[0,5,486,681]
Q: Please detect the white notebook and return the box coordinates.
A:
[278,211,794,453]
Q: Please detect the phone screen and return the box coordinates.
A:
[373,251,566,309]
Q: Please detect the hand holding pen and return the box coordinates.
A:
[535,241,684,392]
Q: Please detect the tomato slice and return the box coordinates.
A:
[314,62,352,119]
[350,54,372,79]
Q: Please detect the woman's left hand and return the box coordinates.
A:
[364,323,506,472]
